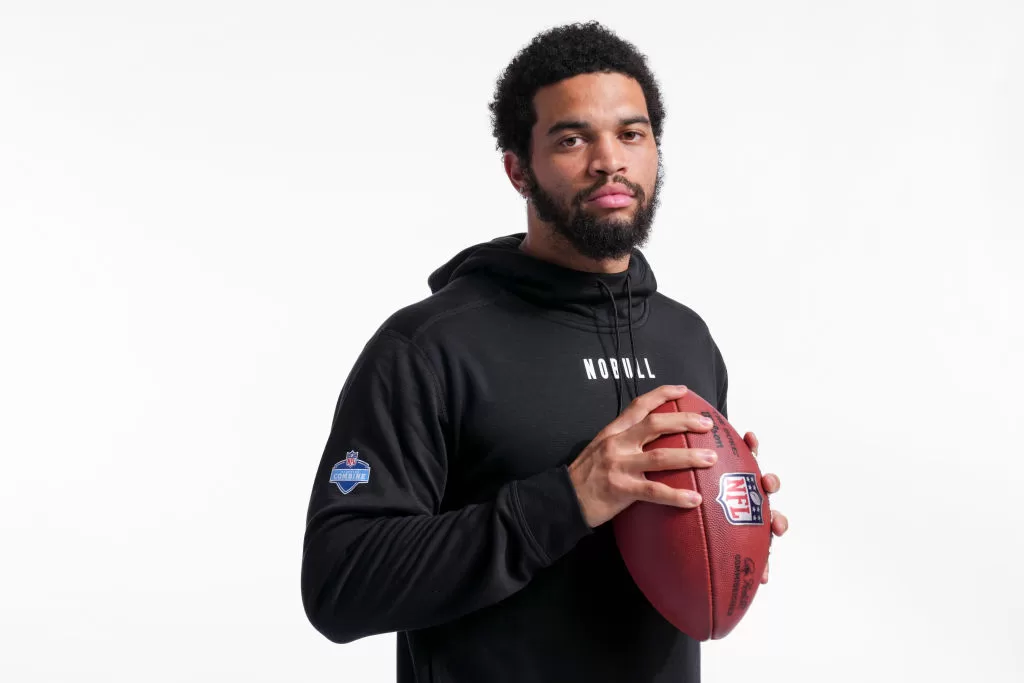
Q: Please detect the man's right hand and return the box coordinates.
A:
[568,385,718,529]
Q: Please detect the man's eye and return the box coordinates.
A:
[622,131,643,141]
[560,136,583,148]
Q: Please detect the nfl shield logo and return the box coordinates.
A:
[330,450,371,495]
[716,473,764,525]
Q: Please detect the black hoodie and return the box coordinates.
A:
[302,233,729,683]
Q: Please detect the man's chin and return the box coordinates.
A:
[575,207,638,227]
[580,202,636,217]
[552,223,649,260]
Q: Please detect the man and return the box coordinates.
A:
[302,21,788,682]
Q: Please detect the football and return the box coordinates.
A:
[612,390,771,641]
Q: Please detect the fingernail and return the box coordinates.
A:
[675,385,688,391]
[702,450,717,464]
[699,416,713,426]
[689,492,703,505]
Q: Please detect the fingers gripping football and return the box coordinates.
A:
[569,385,719,528]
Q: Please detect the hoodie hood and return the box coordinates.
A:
[428,233,659,413]
[427,233,657,328]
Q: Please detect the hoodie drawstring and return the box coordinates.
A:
[596,275,640,415]
[625,276,639,399]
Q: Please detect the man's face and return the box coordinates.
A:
[523,72,663,260]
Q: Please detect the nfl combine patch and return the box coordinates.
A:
[330,450,371,495]
[715,472,764,525]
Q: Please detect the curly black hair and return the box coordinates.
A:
[488,21,665,167]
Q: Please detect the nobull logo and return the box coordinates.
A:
[582,357,656,381]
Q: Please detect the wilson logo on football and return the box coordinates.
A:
[715,473,764,525]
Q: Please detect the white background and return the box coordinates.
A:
[2,1,1021,681]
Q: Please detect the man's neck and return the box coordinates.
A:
[519,224,630,274]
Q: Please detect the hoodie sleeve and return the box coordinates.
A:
[301,327,593,644]
[713,338,729,419]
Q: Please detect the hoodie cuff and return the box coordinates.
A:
[512,465,594,565]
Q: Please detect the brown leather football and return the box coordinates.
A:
[613,389,771,641]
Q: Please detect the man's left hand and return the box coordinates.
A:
[743,431,788,584]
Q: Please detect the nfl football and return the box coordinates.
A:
[612,390,771,641]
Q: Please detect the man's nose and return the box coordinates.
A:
[588,134,627,177]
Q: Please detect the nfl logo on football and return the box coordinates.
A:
[715,473,764,525]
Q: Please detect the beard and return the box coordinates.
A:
[523,160,664,260]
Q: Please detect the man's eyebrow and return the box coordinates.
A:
[545,116,652,136]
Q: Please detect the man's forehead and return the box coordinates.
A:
[533,72,649,128]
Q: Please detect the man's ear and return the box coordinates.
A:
[503,151,529,197]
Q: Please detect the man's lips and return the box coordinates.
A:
[587,193,635,208]
[586,183,636,208]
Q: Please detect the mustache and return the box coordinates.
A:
[574,176,645,205]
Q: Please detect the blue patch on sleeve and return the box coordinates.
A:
[330,450,371,495]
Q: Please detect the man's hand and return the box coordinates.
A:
[743,431,788,584]
[568,385,718,528]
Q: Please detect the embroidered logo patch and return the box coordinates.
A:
[716,473,764,525]
[330,450,371,495]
